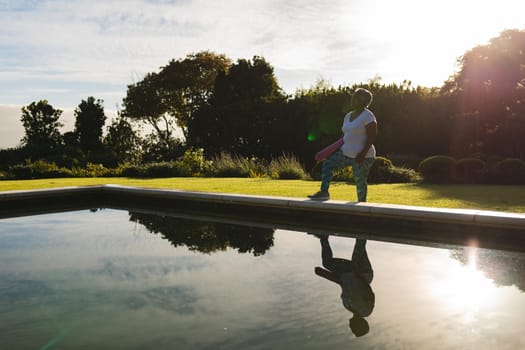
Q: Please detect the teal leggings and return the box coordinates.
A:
[321,150,374,202]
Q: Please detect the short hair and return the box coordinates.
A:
[349,315,370,337]
[354,88,373,107]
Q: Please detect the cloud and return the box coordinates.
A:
[0,105,25,149]
[1,0,524,148]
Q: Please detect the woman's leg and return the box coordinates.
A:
[351,158,374,202]
[320,236,353,273]
[352,239,373,283]
[320,150,353,192]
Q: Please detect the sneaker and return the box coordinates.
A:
[308,190,330,200]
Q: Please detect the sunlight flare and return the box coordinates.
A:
[431,246,498,319]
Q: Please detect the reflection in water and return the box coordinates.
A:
[129,212,275,256]
[2,210,525,349]
[312,235,375,337]
[450,247,525,292]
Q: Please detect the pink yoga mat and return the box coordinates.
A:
[314,138,343,162]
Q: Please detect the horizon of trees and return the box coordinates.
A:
[1,29,525,171]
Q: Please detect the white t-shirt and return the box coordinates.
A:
[340,108,377,158]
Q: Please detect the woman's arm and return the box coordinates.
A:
[356,122,377,163]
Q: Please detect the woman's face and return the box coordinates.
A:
[351,93,365,110]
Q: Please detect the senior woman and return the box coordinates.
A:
[308,88,377,201]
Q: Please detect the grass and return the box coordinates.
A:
[1,177,524,213]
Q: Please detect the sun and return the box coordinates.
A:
[430,246,498,320]
[341,0,525,87]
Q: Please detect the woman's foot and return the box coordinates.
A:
[308,190,330,200]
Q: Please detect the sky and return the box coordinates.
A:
[1,0,524,149]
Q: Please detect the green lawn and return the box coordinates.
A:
[1,177,524,213]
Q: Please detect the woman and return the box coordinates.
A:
[308,88,377,201]
[313,234,375,337]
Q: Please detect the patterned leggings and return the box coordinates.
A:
[321,237,373,281]
[320,150,374,202]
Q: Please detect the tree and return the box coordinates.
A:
[104,114,142,165]
[74,97,107,153]
[20,100,63,156]
[122,51,231,156]
[442,29,525,158]
[129,212,275,256]
[188,56,286,158]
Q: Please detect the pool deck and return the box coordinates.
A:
[1,184,525,251]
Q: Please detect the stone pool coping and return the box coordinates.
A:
[1,184,525,251]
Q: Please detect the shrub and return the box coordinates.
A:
[468,152,487,161]
[368,156,393,180]
[8,160,73,179]
[372,156,394,170]
[70,163,112,177]
[369,165,420,183]
[309,162,323,181]
[333,166,354,182]
[367,156,419,183]
[418,155,456,183]
[120,164,146,178]
[269,154,307,180]
[207,153,266,178]
[455,158,485,183]
[486,155,504,166]
[493,158,525,185]
[86,163,111,177]
[385,153,423,170]
[176,148,210,176]
[309,160,355,181]
[143,162,180,178]
[310,156,418,183]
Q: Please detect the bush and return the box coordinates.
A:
[385,153,423,170]
[269,154,307,180]
[455,158,485,183]
[493,158,525,185]
[309,160,355,181]
[310,156,418,183]
[71,163,113,177]
[8,160,73,179]
[207,153,266,178]
[419,155,456,183]
[176,148,210,176]
[369,165,420,183]
[120,164,146,178]
[0,147,30,171]
[146,162,178,177]
[372,156,394,170]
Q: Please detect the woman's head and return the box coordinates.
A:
[351,88,373,109]
[349,315,370,337]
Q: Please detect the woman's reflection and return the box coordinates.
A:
[313,235,375,337]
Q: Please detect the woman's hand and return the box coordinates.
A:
[356,151,366,164]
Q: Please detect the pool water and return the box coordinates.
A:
[1,209,524,349]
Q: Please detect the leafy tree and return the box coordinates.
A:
[129,212,275,256]
[122,51,231,156]
[20,100,63,157]
[276,81,451,169]
[188,56,286,158]
[442,29,525,158]
[74,96,107,153]
[104,114,142,165]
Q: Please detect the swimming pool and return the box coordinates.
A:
[1,208,524,349]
